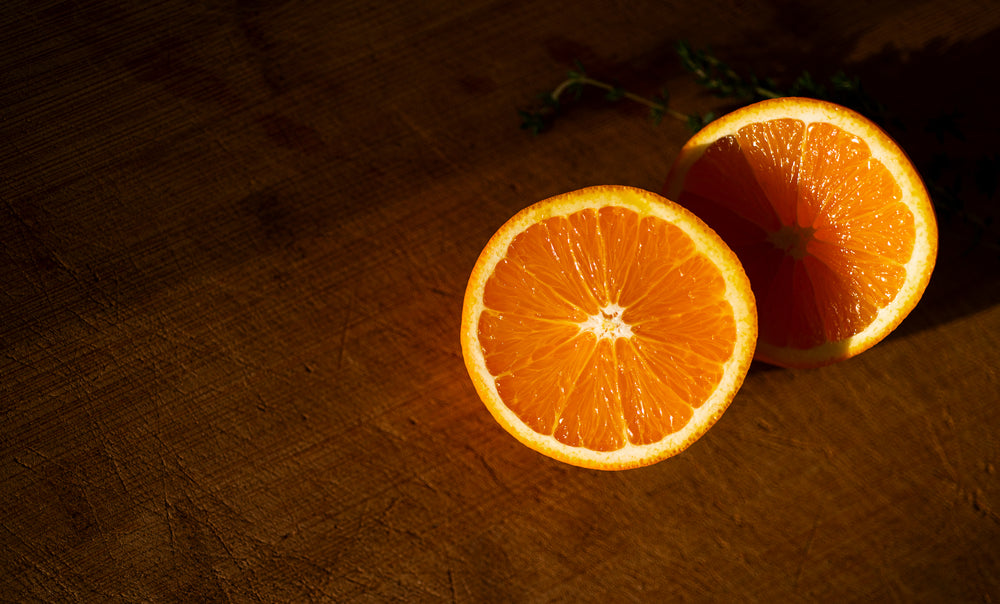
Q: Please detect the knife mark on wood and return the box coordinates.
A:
[390,104,461,175]
[794,510,820,587]
[925,415,959,484]
[337,284,357,371]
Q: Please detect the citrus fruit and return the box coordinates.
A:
[461,185,757,470]
[664,97,937,368]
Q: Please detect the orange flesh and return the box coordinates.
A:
[678,119,915,349]
[477,207,737,452]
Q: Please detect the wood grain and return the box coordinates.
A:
[3,0,999,600]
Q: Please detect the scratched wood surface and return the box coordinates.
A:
[3,0,1000,600]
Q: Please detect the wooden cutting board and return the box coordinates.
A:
[3,0,999,599]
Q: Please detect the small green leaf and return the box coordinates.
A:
[686,111,715,132]
[517,109,547,135]
[567,60,587,81]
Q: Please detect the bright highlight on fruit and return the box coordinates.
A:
[461,186,757,470]
[665,97,938,368]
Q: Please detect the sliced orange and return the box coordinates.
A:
[664,97,937,368]
[461,185,757,470]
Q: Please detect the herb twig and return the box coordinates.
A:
[518,60,718,135]
[548,74,688,123]
[519,41,885,135]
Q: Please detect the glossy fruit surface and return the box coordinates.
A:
[461,185,757,469]
[665,98,937,368]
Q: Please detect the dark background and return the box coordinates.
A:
[3,0,999,600]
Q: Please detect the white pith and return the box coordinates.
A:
[578,303,634,340]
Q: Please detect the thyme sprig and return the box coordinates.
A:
[518,58,716,135]
[519,41,884,134]
[549,70,688,124]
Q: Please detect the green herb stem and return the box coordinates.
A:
[549,75,690,122]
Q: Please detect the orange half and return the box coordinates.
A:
[461,186,757,469]
[665,98,937,368]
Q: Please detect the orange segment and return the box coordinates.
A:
[461,186,757,470]
[665,98,937,368]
